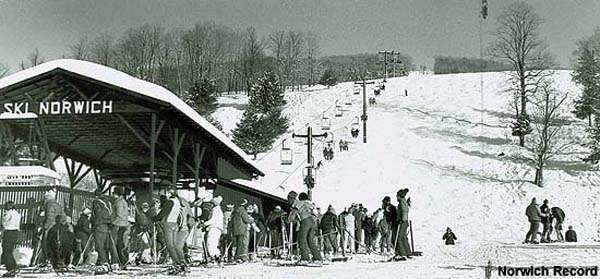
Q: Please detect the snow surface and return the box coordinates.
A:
[208,70,600,278]
[0,59,262,175]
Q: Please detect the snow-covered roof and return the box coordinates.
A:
[0,166,61,180]
[0,59,263,176]
[231,178,288,200]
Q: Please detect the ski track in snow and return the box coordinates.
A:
[206,72,600,278]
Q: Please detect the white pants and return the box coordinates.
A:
[344,227,355,253]
[206,228,223,257]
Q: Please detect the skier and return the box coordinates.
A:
[1,201,21,278]
[343,207,355,254]
[30,210,45,267]
[323,147,329,160]
[152,189,188,275]
[353,204,365,252]
[404,89,408,96]
[339,140,344,152]
[41,189,65,267]
[565,226,577,242]
[328,145,335,160]
[229,199,255,263]
[73,208,92,266]
[222,204,234,261]
[47,215,74,270]
[524,198,544,244]
[551,206,565,242]
[392,188,412,261]
[250,204,267,254]
[203,196,224,263]
[133,202,154,265]
[381,196,396,255]
[442,227,457,245]
[290,192,322,265]
[91,188,113,274]
[540,199,552,243]
[266,206,285,259]
[363,213,376,252]
[110,187,130,269]
[319,205,339,259]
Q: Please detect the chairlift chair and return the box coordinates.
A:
[280,139,293,165]
[350,117,360,138]
[334,101,343,117]
[321,112,331,130]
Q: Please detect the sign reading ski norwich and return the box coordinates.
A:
[1,101,113,115]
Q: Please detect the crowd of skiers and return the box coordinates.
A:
[524,198,577,244]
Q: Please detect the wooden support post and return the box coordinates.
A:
[35,117,56,170]
[192,143,206,218]
[170,127,186,189]
[150,114,157,197]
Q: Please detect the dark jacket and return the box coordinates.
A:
[353,208,364,229]
[363,216,376,236]
[540,204,551,223]
[198,202,215,222]
[339,211,348,228]
[319,211,339,234]
[74,213,91,241]
[252,212,267,233]
[230,205,254,236]
[47,223,75,249]
[136,208,156,233]
[551,207,565,223]
[525,203,542,222]
[443,232,457,245]
[92,196,113,228]
[565,229,577,242]
[266,210,285,232]
[383,203,398,227]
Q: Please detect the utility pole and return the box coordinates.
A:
[378,50,394,82]
[292,126,327,200]
[355,79,374,143]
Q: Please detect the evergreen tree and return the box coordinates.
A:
[584,117,600,164]
[233,71,288,157]
[572,41,600,126]
[182,77,223,130]
[319,69,337,88]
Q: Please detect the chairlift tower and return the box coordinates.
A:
[292,127,327,200]
[378,50,394,82]
[354,79,374,143]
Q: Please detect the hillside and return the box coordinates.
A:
[214,71,600,277]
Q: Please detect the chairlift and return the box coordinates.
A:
[354,87,361,95]
[280,139,293,165]
[350,117,360,138]
[321,112,331,130]
[334,101,343,117]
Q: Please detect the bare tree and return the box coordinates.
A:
[69,37,90,60]
[282,31,304,91]
[20,48,45,70]
[268,30,287,90]
[240,27,267,92]
[0,63,8,78]
[89,34,115,66]
[490,1,554,147]
[530,81,569,186]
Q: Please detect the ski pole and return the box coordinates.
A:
[409,220,415,254]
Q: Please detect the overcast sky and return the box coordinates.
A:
[1,0,599,72]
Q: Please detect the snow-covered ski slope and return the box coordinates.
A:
[212,71,600,277]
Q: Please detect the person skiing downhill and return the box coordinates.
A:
[442,227,457,245]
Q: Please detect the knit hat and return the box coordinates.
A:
[141,202,150,209]
[274,205,282,212]
[226,204,234,210]
[240,199,248,206]
[65,216,72,224]
[212,196,223,206]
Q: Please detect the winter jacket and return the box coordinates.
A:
[223,210,233,235]
[205,205,224,231]
[383,203,398,227]
[291,199,316,221]
[353,208,364,229]
[540,204,551,223]
[75,213,91,241]
[443,232,457,245]
[344,212,355,230]
[1,209,20,231]
[397,197,409,222]
[363,216,376,235]
[230,205,254,236]
[565,229,577,242]
[44,199,65,230]
[198,202,215,222]
[319,211,339,234]
[92,196,112,229]
[377,218,389,233]
[551,207,565,223]
[47,223,75,249]
[135,208,155,233]
[525,203,542,222]
[266,210,285,232]
[112,196,130,227]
